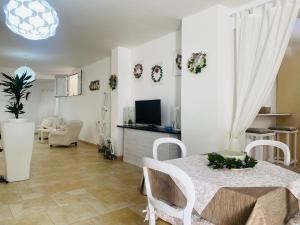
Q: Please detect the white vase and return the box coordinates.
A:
[1,121,34,182]
[8,119,28,123]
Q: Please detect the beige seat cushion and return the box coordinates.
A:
[40,119,53,129]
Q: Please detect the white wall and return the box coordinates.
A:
[25,80,55,129]
[181,5,234,155]
[58,57,111,144]
[130,31,181,126]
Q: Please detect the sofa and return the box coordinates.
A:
[48,120,83,147]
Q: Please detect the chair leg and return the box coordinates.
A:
[74,142,77,147]
[148,205,156,225]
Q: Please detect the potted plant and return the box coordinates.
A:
[0,72,34,120]
[0,72,35,182]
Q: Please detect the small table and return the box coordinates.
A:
[38,129,51,143]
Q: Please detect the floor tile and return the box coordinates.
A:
[0,204,13,221]
[10,197,58,218]
[0,213,54,225]
[47,203,98,225]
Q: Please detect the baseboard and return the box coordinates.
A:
[116,156,123,161]
[79,139,123,161]
[78,139,98,147]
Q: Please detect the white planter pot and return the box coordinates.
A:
[1,121,34,182]
[8,119,28,123]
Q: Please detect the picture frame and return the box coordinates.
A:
[89,80,100,91]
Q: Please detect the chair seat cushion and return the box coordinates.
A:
[269,126,298,132]
[246,128,274,134]
[287,212,300,225]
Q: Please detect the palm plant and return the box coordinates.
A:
[0,72,34,119]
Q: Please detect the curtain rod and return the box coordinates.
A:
[230,0,281,16]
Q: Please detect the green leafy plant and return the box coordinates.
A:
[0,72,34,119]
[207,152,257,169]
[109,74,117,90]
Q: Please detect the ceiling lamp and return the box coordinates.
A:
[4,0,59,40]
[15,66,36,82]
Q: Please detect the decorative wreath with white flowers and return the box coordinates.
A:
[151,65,163,83]
[109,74,117,90]
[133,64,143,79]
[187,52,207,74]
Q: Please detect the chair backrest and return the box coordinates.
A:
[142,157,195,224]
[40,117,62,129]
[153,137,187,160]
[65,120,83,141]
[244,140,290,166]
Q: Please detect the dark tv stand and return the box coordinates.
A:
[147,124,158,129]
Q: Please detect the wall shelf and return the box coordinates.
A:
[257,113,292,117]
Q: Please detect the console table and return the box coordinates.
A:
[117,125,181,167]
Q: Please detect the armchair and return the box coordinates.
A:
[48,120,83,147]
[38,117,63,142]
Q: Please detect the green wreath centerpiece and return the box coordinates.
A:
[109,74,117,90]
[151,65,163,83]
[207,152,257,169]
[188,52,207,74]
[133,64,143,79]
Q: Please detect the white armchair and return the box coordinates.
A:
[38,117,63,142]
[48,120,83,147]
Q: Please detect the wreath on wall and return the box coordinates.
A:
[133,64,143,79]
[176,54,182,70]
[187,52,207,74]
[151,65,163,83]
[109,74,117,90]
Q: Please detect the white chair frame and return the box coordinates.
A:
[143,157,195,225]
[244,140,291,166]
[153,138,187,160]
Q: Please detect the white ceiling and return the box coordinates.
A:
[0,0,254,75]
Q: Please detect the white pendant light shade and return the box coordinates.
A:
[4,0,59,40]
[15,66,36,82]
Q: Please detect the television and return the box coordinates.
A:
[135,100,161,126]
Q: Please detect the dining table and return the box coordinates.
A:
[140,155,300,225]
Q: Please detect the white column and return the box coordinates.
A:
[181,5,234,155]
[110,47,132,156]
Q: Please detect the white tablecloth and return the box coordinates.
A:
[166,155,300,215]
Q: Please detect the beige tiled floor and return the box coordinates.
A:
[0,140,147,225]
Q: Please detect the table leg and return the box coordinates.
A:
[41,131,44,143]
[258,136,264,161]
[276,133,280,163]
[269,135,275,163]
[294,133,298,167]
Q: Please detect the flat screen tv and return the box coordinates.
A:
[135,100,161,126]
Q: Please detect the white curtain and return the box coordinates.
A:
[229,0,300,151]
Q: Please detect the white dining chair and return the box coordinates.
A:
[287,212,300,225]
[153,137,187,160]
[244,140,291,166]
[143,157,214,225]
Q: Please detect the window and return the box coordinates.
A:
[55,71,82,97]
